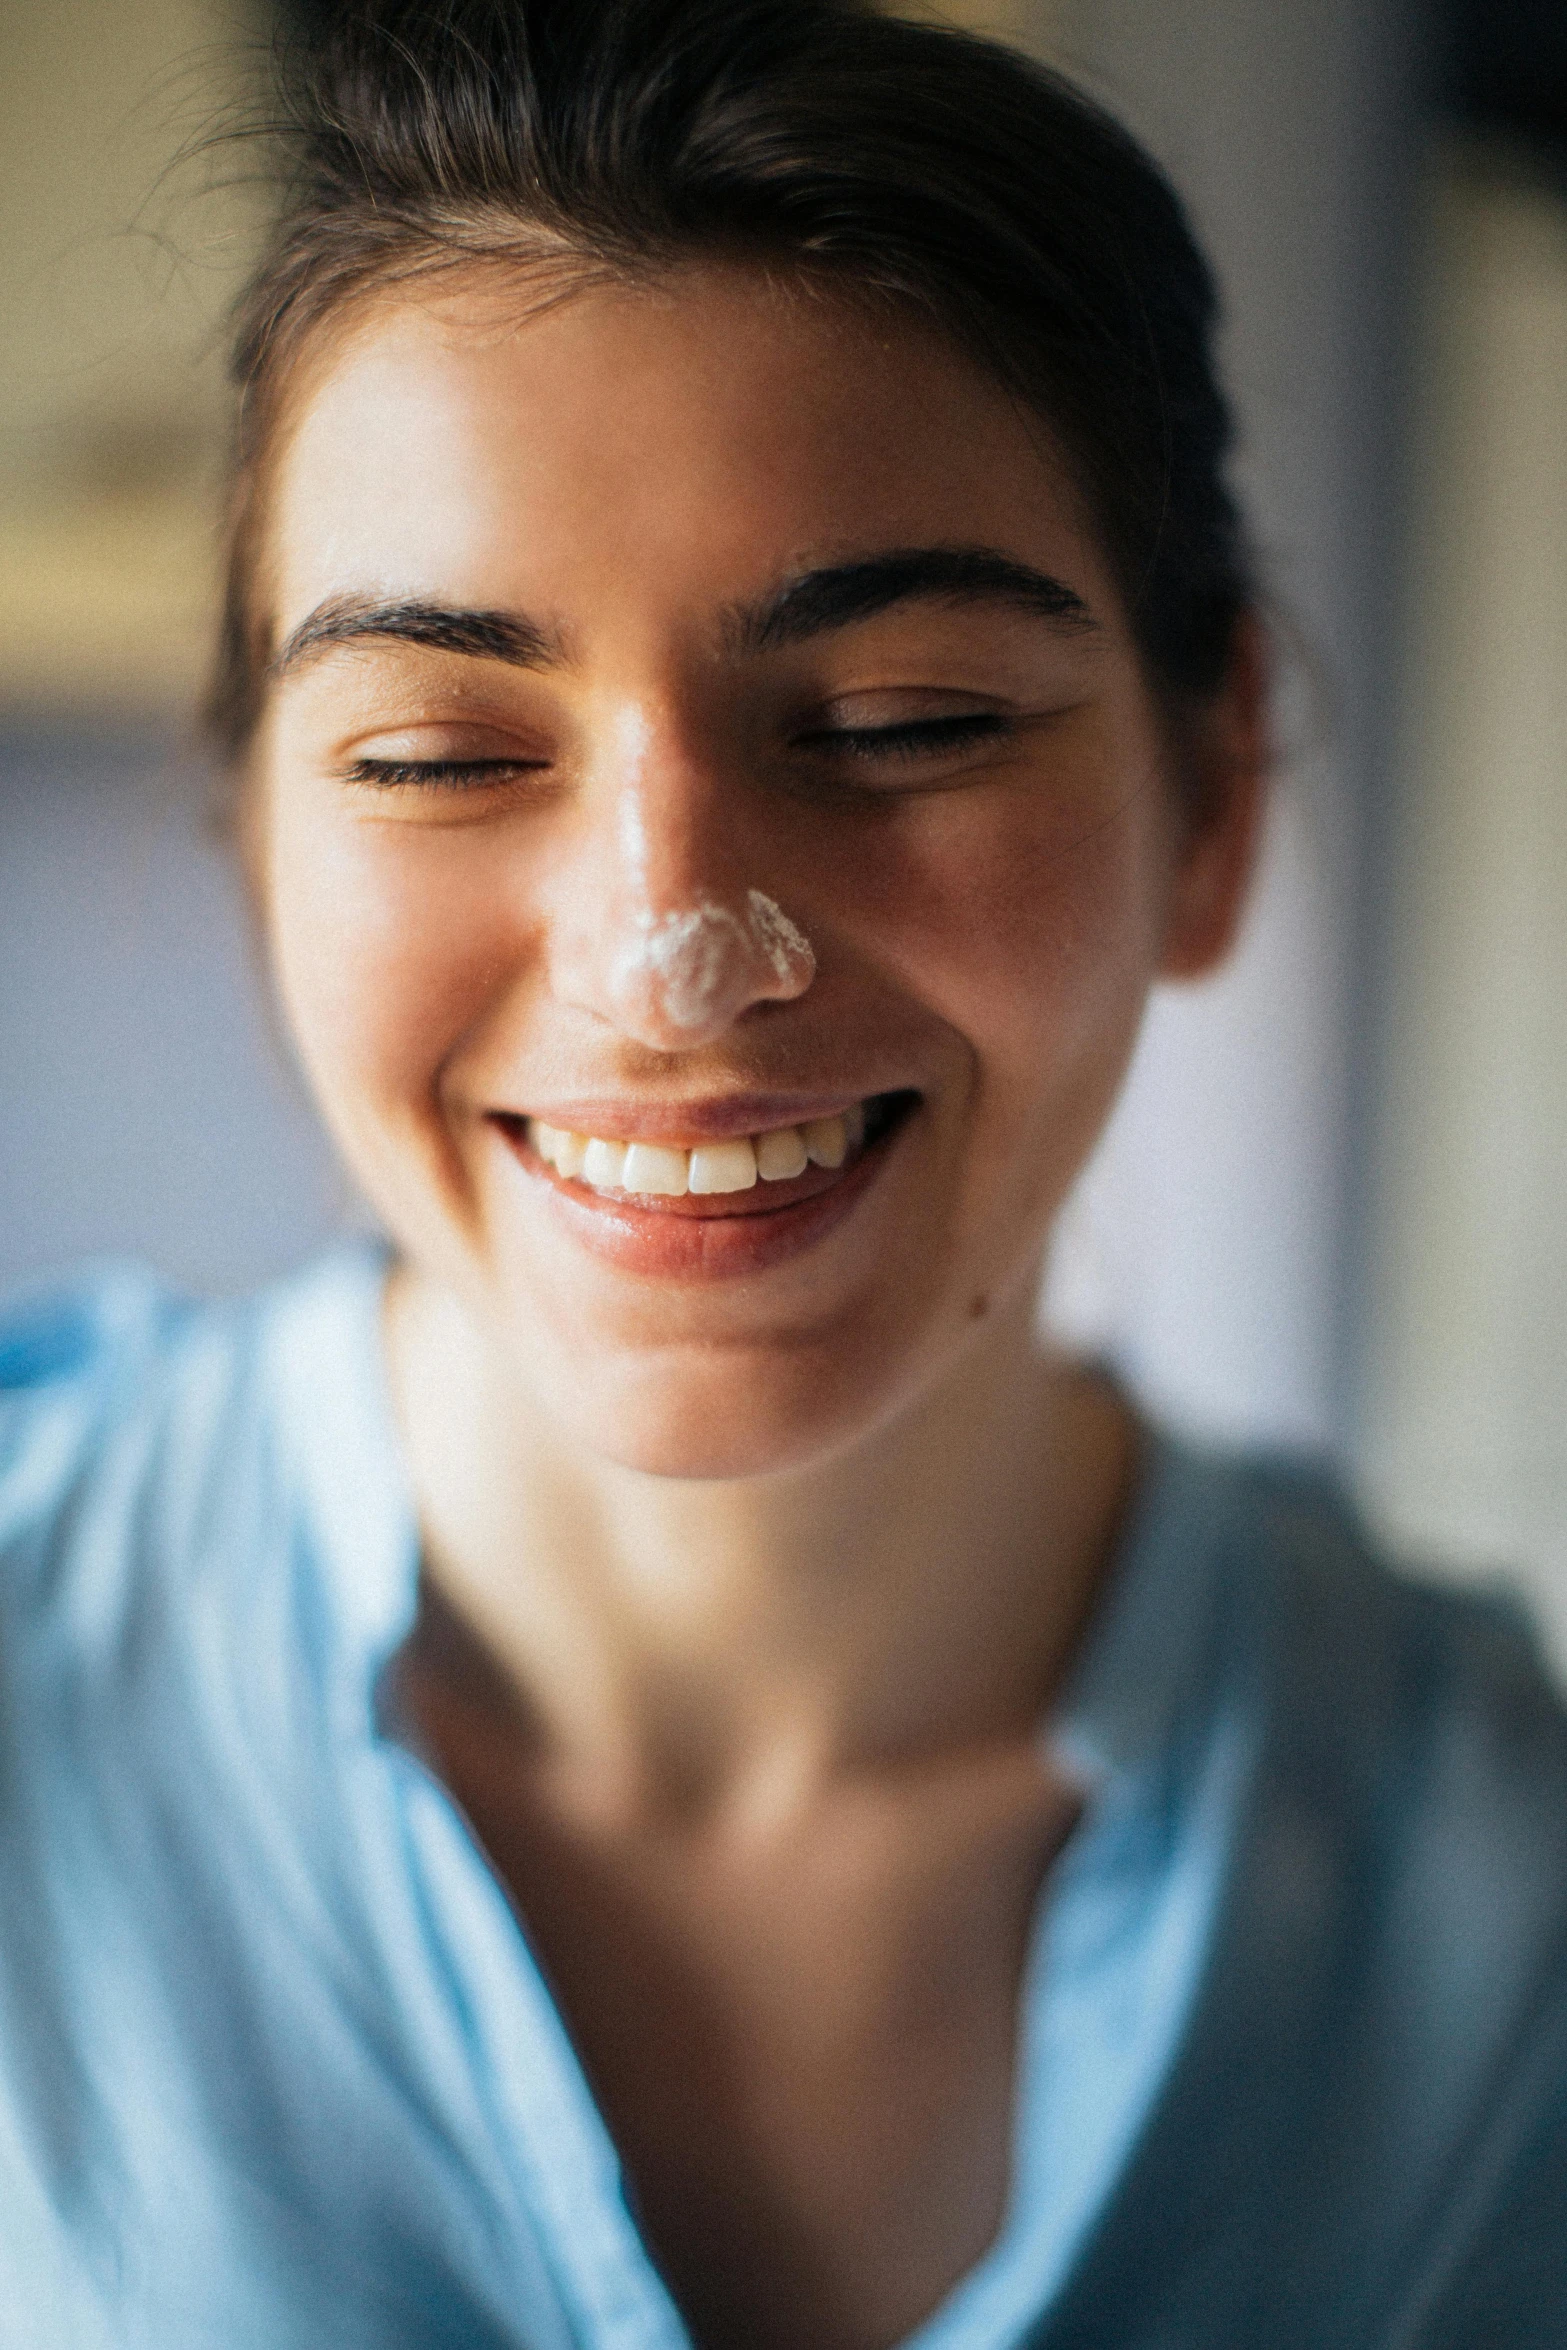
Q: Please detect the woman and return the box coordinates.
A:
[2,3,1563,2344]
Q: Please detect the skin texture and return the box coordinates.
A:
[253,265,1265,2350]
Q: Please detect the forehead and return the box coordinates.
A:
[266,265,1105,639]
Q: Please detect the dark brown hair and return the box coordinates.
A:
[208,0,1252,761]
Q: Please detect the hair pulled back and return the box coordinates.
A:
[209,0,1251,761]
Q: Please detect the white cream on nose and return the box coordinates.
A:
[613,892,815,1034]
[606,708,815,1044]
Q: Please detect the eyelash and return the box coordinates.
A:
[344,757,540,790]
[799,713,1011,762]
[343,714,1009,792]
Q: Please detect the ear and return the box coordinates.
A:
[1157,609,1270,982]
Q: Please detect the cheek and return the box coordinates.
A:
[838,766,1171,1106]
[263,793,517,1137]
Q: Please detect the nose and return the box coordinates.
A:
[554,707,816,1054]
[607,887,815,1052]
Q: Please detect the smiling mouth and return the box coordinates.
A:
[495,1090,918,1211]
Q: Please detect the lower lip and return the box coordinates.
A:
[493,1118,902,1279]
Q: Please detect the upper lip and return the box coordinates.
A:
[489,1091,893,1146]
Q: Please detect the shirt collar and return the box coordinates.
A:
[1048,1432,1236,1791]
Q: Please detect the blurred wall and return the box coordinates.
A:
[1357,150,1567,1665]
[0,0,257,713]
[1032,0,1567,1669]
[0,0,355,1298]
[1031,0,1425,1459]
[0,728,358,1294]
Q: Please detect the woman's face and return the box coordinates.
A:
[256,266,1254,1477]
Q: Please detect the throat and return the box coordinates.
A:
[393,1599,1082,2350]
[384,1256,1141,1808]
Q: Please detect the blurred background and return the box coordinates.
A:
[1,1,1563,1663]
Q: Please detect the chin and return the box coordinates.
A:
[532,1337,903,1484]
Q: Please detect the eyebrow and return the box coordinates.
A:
[269,545,1098,684]
[270,594,564,680]
[727,546,1099,653]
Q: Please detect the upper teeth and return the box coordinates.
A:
[526,1105,867,1197]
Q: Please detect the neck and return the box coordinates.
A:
[385,1264,1138,1821]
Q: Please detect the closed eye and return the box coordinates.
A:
[794,713,1012,763]
[343,756,546,790]
[342,715,1014,793]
